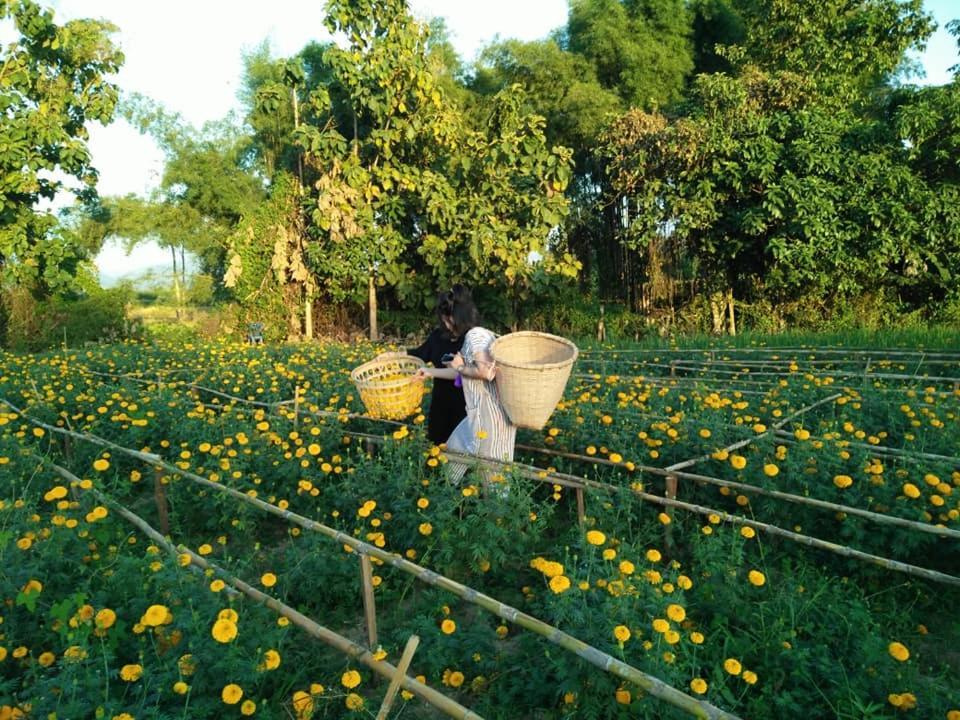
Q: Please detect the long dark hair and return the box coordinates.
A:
[437,284,478,338]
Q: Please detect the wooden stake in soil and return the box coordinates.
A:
[360,553,379,650]
[376,634,421,720]
[293,385,301,431]
[575,486,586,526]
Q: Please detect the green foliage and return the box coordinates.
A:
[0,0,123,293]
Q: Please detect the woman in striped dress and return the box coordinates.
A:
[414,286,516,488]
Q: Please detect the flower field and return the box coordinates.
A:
[1,337,959,719]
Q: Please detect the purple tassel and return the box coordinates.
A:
[454,373,462,388]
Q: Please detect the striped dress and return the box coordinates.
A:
[444,327,516,485]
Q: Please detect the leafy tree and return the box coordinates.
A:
[0,0,123,293]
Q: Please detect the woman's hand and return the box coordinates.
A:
[448,353,465,371]
[413,367,432,382]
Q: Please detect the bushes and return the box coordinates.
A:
[1,286,134,351]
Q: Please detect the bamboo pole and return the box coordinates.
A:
[771,429,960,465]
[360,553,379,650]
[7,405,737,720]
[575,486,586,526]
[377,635,420,720]
[514,443,960,541]
[665,393,843,473]
[435,449,960,587]
[153,468,170,536]
[50,469,482,720]
[578,348,960,359]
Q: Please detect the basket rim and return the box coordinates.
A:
[350,355,425,384]
[491,331,579,371]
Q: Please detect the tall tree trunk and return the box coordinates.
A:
[709,292,724,334]
[726,288,736,336]
[368,273,378,341]
[304,292,313,340]
[170,246,182,320]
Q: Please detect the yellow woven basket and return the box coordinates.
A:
[350,354,426,420]
[490,331,578,430]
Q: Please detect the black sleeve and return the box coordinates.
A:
[406,329,437,362]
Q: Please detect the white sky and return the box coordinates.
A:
[25,1,960,280]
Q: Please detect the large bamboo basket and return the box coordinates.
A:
[351,355,426,420]
[490,332,578,430]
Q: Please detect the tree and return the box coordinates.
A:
[0,0,123,293]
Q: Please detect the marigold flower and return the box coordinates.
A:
[218,609,239,623]
[210,579,226,592]
[619,560,635,575]
[690,631,705,644]
[38,651,55,667]
[833,474,853,489]
[741,670,758,685]
[888,642,910,662]
[261,573,277,588]
[741,526,756,539]
[261,649,281,670]
[903,483,921,499]
[613,625,631,643]
[418,522,432,536]
[689,678,708,694]
[142,604,171,627]
[615,688,631,704]
[212,619,238,643]
[549,575,572,593]
[240,699,257,716]
[748,570,766,587]
[292,690,314,715]
[723,658,742,675]
[222,683,243,705]
[93,458,110,471]
[652,618,670,633]
[585,530,606,546]
[447,671,465,688]
[173,681,189,694]
[658,512,672,525]
[441,619,456,635]
[345,693,364,710]
[120,664,143,682]
[763,463,779,477]
[341,670,361,689]
[602,548,617,560]
[667,604,686,622]
[646,549,662,563]
[730,454,747,470]
[888,693,917,710]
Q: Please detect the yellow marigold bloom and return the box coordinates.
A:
[292,690,314,715]
[262,649,281,670]
[341,670,361,689]
[38,651,55,667]
[619,560,635,575]
[677,575,693,590]
[646,548,662,563]
[666,604,686,622]
[924,473,940,486]
[16,537,31,550]
[198,544,213,555]
[585,530,606,546]
[120,664,143,682]
[748,570,766,587]
[741,526,756,539]
[586,445,597,455]
[947,711,960,720]
[447,670,465,688]
[741,670,758,685]
[240,699,256,716]
[730,454,747,470]
[93,458,110,472]
[888,642,910,662]
[549,574,572,593]
[794,428,811,441]
[418,522,432,536]
[212,618,238,643]
[690,631,705,644]
[602,548,617,560]
[210,580,226,593]
[178,553,191,567]
[763,463,779,477]
[664,630,680,644]
[888,693,917,710]
[699,428,711,438]
[833,474,853,489]
[613,625,631,643]
[723,658,742,675]
[142,604,170,627]
[609,452,623,464]
[615,688,631,704]
[43,486,68,502]
[689,678,708,694]
[222,683,243,705]
[261,573,277,588]
[173,681,189,694]
[652,618,670,633]
[95,608,116,630]
[658,512,672,525]
[417,497,429,509]
[496,625,509,638]
[345,693,364,711]
[441,619,456,635]
[903,483,921,499]
[218,608,239,623]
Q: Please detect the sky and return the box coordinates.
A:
[27,1,960,282]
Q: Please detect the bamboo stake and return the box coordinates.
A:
[377,635,420,720]
[579,347,960,359]
[771,429,960,465]
[293,385,301,431]
[6,406,737,720]
[360,553,379,650]
[54,470,482,720]
[575,486,585,526]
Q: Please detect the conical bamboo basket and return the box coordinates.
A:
[490,332,578,430]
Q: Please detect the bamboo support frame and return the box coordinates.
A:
[360,553,379,650]
[153,467,170,536]
[45,465,482,720]
[7,404,738,720]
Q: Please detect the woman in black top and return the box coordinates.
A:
[406,289,468,444]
